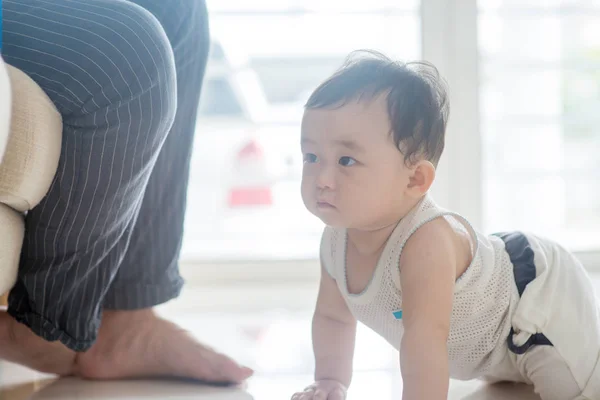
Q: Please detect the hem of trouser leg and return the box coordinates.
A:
[102,278,184,310]
[6,308,96,352]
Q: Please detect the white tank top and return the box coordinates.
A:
[320,194,520,380]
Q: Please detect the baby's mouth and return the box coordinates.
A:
[316,201,336,209]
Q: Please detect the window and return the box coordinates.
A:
[181,0,421,261]
[181,0,600,265]
[479,0,600,251]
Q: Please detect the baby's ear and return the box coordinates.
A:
[406,160,436,197]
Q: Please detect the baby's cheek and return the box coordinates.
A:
[300,180,312,201]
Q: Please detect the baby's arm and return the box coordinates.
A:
[312,260,357,388]
[399,219,457,400]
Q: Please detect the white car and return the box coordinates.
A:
[181,40,324,261]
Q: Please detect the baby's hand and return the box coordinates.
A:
[291,380,347,400]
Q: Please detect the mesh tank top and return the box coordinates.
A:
[320,194,520,380]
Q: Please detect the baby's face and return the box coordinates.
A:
[300,94,413,230]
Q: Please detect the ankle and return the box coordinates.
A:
[0,312,15,347]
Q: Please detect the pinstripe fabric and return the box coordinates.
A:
[2,0,209,351]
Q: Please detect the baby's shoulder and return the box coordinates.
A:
[401,216,462,260]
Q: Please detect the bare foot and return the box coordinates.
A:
[74,309,254,384]
[0,309,254,384]
[0,311,76,375]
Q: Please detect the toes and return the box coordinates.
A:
[330,388,346,400]
[190,347,253,384]
[240,366,254,379]
[301,392,314,400]
[211,352,254,383]
[293,387,315,400]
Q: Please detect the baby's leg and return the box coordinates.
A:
[507,234,600,399]
[518,345,587,400]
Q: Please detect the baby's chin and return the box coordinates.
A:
[310,209,349,229]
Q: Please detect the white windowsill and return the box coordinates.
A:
[180,250,600,287]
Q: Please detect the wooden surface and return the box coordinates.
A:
[0,293,8,307]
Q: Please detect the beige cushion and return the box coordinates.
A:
[0,58,11,162]
[0,65,62,212]
[0,65,62,295]
[0,204,23,296]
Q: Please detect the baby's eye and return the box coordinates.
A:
[339,156,357,167]
[304,153,318,164]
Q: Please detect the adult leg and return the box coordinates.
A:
[74,0,253,382]
[2,0,177,352]
[0,0,251,382]
[101,0,207,311]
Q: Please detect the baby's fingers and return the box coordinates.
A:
[313,388,327,400]
[328,388,347,400]
[291,388,315,400]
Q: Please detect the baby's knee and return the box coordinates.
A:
[580,350,600,399]
[519,345,589,400]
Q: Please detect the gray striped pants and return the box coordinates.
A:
[2,0,209,351]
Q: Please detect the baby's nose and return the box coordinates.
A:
[316,168,335,190]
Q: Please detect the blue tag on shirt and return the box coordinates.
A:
[392,310,403,320]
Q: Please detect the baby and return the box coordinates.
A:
[291,50,600,400]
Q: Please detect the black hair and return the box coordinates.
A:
[305,50,450,166]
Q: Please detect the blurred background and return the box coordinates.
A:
[2,1,598,399]
[172,0,600,398]
[181,0,600,264]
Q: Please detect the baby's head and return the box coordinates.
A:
[301,50,449,230]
